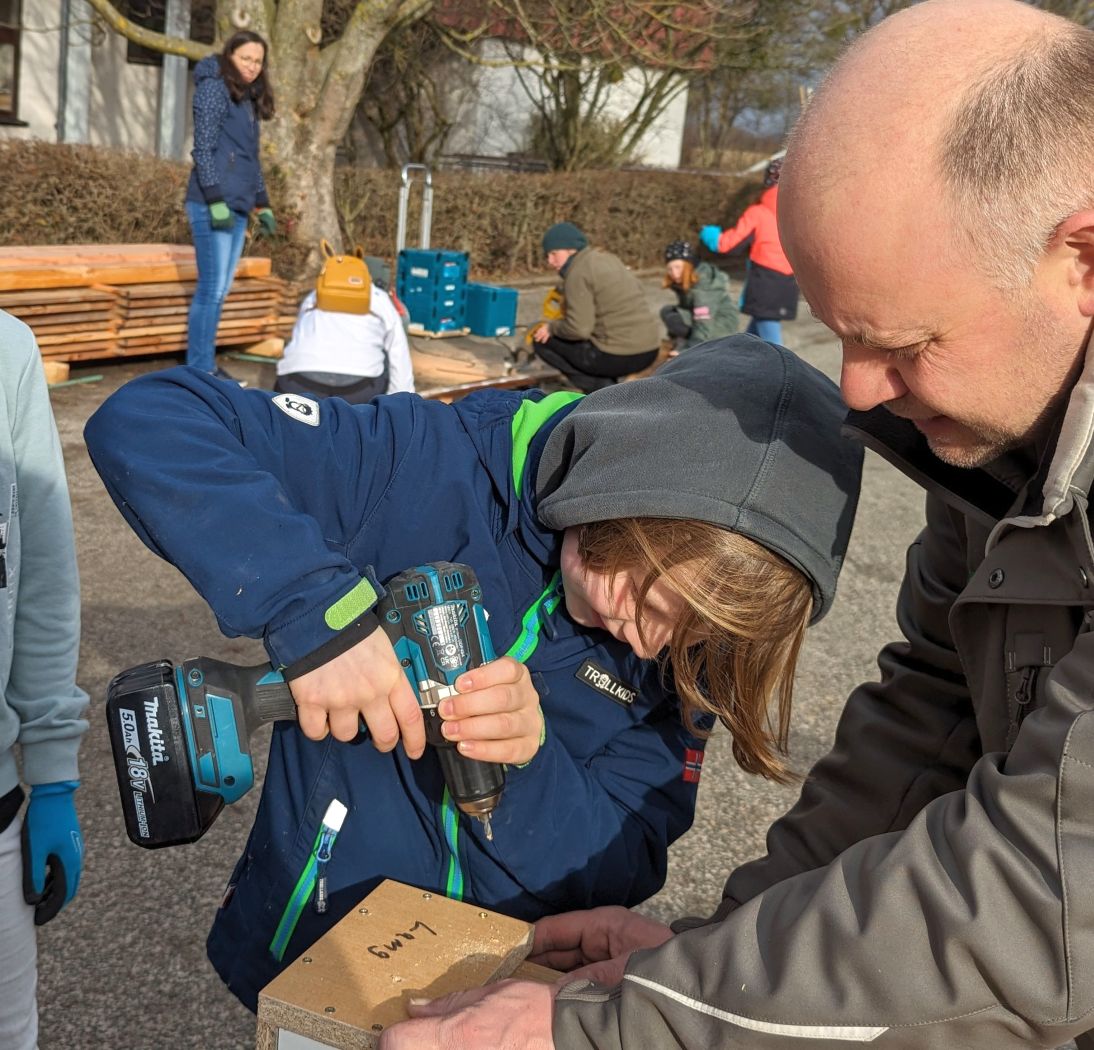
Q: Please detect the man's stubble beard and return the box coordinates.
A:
[917,299,1082,470]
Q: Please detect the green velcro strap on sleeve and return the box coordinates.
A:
[324,578,379,631]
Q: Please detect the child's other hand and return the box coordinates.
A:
[289,627,425,756]
[531,322,551,344]
[438,657,543,765]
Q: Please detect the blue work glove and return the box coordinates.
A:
[209,200,233,230]
[21,780,83,926]
[255,207,276,236]
[699,225,723,253]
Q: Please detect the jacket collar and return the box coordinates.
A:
[841,408,1018,529]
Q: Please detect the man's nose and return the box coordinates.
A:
[840,346,909,411]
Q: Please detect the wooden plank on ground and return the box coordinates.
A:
[0,243,194,268]
[257,880,533,1050]
[42,361,70,384]
[0,286,116,307]
[0,250,272,291]
[420,366,561,403]
[243,336,284,358]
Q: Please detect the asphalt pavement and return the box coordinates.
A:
[32,277,924,1049]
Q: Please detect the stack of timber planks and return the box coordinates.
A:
[0,244,298,362]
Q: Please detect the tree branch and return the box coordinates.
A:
[84,0,212,60]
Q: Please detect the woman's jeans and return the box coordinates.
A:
[185,200,247,372]
[746,317,783,345]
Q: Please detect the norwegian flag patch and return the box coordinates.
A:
[683,748,704,783]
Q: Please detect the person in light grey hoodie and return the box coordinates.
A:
[379,2,1094,1048]
[0,312,88,1050]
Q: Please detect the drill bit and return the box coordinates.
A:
[480,813,494,841]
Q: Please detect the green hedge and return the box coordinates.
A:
[0,140,757,279]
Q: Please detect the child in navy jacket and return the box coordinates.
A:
[85,337,862,1010]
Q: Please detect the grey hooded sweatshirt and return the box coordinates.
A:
[536,336,863,624]
[553,328,1094,1049]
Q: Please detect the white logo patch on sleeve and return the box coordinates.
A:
[272,392,321,426]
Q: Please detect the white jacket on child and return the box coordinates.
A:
[278,288,415,394]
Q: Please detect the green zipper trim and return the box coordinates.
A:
[270,572,569,941]
[269,826,325,961]
[437,570,564,902]
[441,786,464,899]
[510,391,583,495]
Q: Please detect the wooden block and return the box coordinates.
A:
[510,959,564,985]
[244,336,285,358]
[420,368,561,404]
[257,880,534,1050]
[42,360,70,384]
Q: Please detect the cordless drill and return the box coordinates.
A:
[106,562,505,848]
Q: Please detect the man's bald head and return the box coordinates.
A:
[784,0,1094,288]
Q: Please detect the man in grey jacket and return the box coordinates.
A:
[380,1,1094,1046]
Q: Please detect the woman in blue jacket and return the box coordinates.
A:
[185,31,276,382]
[85,338,862,1011]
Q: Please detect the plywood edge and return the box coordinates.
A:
[257,880,535,1045]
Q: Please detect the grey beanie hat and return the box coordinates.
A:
[535,336,863,622]
[542,222,589,254]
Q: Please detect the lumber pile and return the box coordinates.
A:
[0,244,298,362]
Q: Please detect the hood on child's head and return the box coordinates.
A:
[534,336,864,622]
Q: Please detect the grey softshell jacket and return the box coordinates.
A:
[553,329,1094,1048]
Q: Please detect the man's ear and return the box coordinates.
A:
[1057,209,1094,317]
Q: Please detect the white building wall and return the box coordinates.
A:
[601,68,688,168]
[7,0,63,141]
[3,2,172,153]
[444,40,686,169]
[87,24,159,151]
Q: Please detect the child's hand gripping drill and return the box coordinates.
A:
[106,563,541,848]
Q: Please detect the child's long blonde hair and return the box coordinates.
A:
[578,517,813,783]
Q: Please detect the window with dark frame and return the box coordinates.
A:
[0,0,21,122]
[123,0,168,67]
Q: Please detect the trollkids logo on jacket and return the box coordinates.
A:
[272,392,321,426]
[575,659,637,706]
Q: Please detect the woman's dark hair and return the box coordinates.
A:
[219,31,275,120]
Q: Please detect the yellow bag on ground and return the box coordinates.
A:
[526,286,564,343]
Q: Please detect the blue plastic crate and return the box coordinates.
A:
[401,284,467,332]
[397,249,469,300]
[465,282,519,337]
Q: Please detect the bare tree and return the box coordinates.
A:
[685,0,1094,172]
[435,0,758,171]
[355,18,473,167]
[85,0,432,267]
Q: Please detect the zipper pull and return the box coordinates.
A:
[1015,666,1037,710]
[315,828,334,914]
[313,799,347,916]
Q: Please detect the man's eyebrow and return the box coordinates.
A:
[850,330,929,350]
[805,307,925,348]
[828,321,930,349]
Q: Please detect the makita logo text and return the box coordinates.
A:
[143,696,170,765]
[576,660,637,706]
